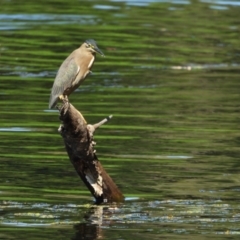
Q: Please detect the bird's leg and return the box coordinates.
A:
[59,95,87,124]
[59,94,65,101]
[64,95,69,103]
[59,94,69,104]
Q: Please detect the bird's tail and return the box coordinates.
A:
[48,94,58,109]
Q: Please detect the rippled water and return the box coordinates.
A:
[0,0,240,239]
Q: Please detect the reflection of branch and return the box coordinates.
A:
[58,103,124,204]
[73,205,120,240]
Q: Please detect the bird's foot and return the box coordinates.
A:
[59,94,65,101]
[58,94,68,102]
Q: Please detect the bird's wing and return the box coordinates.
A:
[49,57,80,108]
[54,57,80,95]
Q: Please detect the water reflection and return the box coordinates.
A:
[0,127,32,132]
[2,199,239,238]
[0,14,98,30]
[1,0,240,239]
[200,0,240,6]
[111,0,190,6]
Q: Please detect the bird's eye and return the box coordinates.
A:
[86,44,90,48]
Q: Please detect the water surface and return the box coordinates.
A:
[0,0,240,239]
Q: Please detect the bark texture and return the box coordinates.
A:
[58,101,124,204]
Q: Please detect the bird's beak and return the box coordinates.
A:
[95,47,104,57]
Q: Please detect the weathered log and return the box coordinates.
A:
[57,100,124,204]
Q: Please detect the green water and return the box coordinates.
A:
[0,0,240,239]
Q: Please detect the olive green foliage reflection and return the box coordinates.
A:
[0,0,240,239]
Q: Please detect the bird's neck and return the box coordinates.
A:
[88,55,95,69]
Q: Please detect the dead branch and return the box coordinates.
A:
[57,101,124,204]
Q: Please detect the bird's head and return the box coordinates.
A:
[84,39,104,56]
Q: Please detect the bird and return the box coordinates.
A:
[49,39,104,109]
